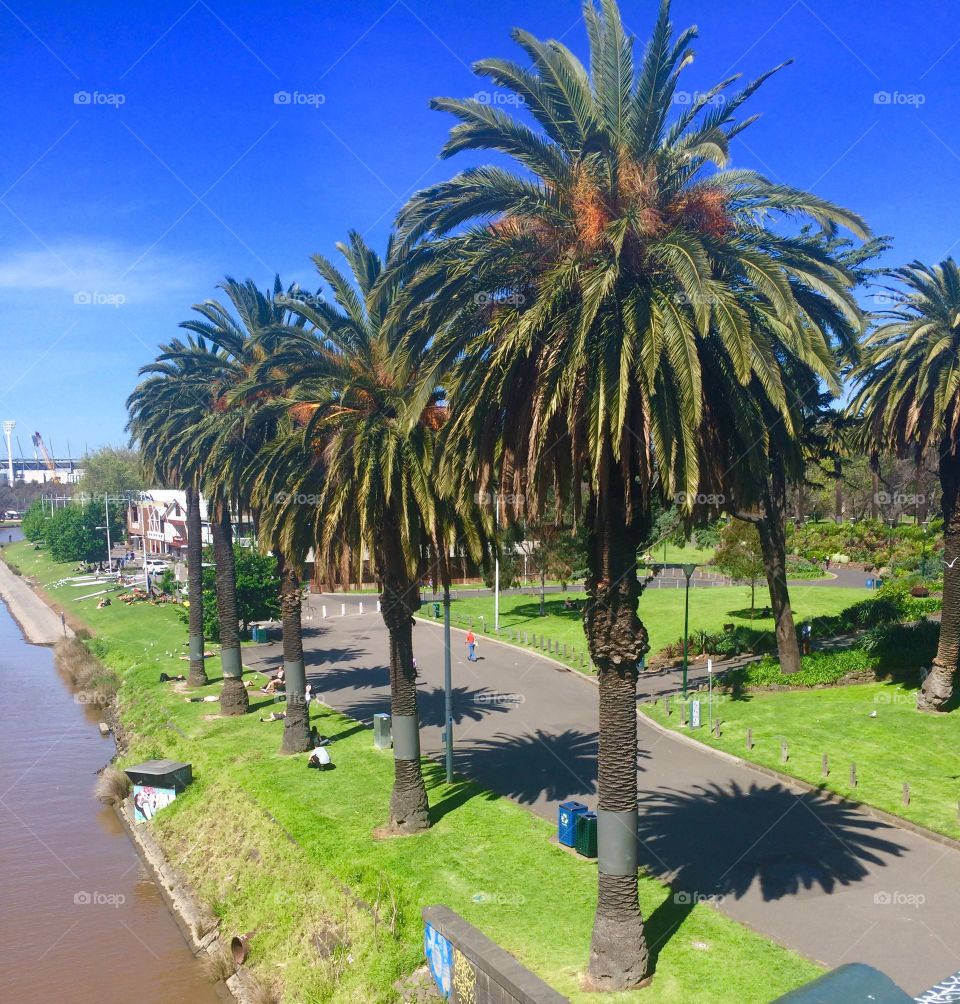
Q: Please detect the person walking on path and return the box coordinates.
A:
[465,630,478,662]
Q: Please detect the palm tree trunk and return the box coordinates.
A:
[278,554,311,753]
[379,529,429,832]
[919,444,959,711]
[212,499,247,716]
[584,456,650,990]
[185,485,207,687]
[756,463,802,675]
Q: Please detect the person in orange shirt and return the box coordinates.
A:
[465,630,477,661]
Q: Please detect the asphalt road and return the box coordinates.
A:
[246,597,960,996]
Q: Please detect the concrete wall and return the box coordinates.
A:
[423,905,568,1004]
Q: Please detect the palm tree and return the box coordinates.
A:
[126,338,227,688]
[175,277,311,717]
[396,0,868,985]
[251,416,328,753]
[260,231,482,832]
[850,258,960,712]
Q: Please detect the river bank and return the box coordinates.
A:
[0,539,825,1003]
[0,587,220,1003]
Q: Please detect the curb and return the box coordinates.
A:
[638,706,960,855]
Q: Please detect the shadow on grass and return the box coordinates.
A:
[428,775,497,825]
[636,779,907,906]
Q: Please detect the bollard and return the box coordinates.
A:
[850,762,857,788]
[680,701,687,726]
[746,728,752,751]
[663,695,671,716]
[902,782,910,807]
[780,741,788,764]
[581,653,587,668]
[821,753,829,777]
[341,603,346,617]
[564,643,569,658]
[712,719,720,739]
[523,631,528,645]
[359,601,363,615]
[377,599,381,613]
[322,604,327,619]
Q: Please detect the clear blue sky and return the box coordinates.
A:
[0,0,957,454]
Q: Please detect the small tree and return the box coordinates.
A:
[714,521,766,619]
[21,499,49,543]
[45,502,125,563]
[200,545,280,640]
[79,446,145,498]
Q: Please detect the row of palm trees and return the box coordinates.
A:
[126,0,960,989]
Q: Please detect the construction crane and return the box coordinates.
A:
[31,432,60,482]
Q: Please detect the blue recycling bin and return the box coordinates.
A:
[558,801,588,847]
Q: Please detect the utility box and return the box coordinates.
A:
[373,713,392,750]
[124,759,192,792]
[575,812,598,858]
[558,801,588,847]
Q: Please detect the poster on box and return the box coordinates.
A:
[133,784,176,823]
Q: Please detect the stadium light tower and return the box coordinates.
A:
[2,421,14,487]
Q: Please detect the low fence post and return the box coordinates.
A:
[902,782,910,807]
[850,762,857,788]
[745,728,752,751]
[821,753,829,778]
[780,741,788,764]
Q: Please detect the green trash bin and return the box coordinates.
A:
[575,811,597,858]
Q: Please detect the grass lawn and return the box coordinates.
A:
[642,681,960,840]
[640,541,716,565]
[439,582,871,669]
[2,540,822,1002]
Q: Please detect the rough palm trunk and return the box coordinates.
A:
[185,485,208,687]
[755,462,802,676]
[919,444,960,711]
[379,526,429,832]
[584,457,650,990]
[212,500,247,716]
[279,554,311,753]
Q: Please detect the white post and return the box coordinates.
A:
[359,601,364,615]
[2,421,14,487]
[341,603,346,617]
[377,599,381,613]
[708,658,713,728]
[322,604,327,619]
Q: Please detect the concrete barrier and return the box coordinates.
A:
[423,905,568,1003]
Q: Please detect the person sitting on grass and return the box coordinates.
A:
[261,667,285,695]
[185,694,219,703]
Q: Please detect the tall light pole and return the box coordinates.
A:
[2,421,14,487]
[681,563,697,698]
[443,573,453,784]
[493,486,500,632]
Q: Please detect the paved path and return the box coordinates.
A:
[247,599,960,996]
[0,558,71,645]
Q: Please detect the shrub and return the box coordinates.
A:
[725,647,875,690]
[95,767,131,805]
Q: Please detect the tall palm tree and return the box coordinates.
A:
[251,415,328,753]
[850,258,960,712]
[127,338,227,688]
[175,277,310,716]
[261,232,482,832]
[396,0,867,986]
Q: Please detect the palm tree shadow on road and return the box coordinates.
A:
[636,779,907,905]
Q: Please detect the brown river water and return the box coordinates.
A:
[0,530,222,1003]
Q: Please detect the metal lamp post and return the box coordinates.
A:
[443,578,453,783]
[493,486,500,633]
[681,563,697,698]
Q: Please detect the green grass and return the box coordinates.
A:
[439,582,872,668]
[3,540,821,1002]
[643,679,960,840]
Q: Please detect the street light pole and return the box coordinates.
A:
[443,581,453,784]
[681,563,696,698]
[494,486,500,632]
[104,496,112,570]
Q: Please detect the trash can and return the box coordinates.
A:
[433,602,441,618]
[558,801,588,847]
[373,713,392,750]
[575,812,598,858]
